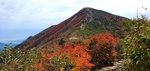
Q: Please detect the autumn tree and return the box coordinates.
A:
[40,42,94,71]
[89,33,118,67]
[59,43,94,71]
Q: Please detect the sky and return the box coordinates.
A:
[0,0,150,43]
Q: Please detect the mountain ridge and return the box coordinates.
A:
[15,7,128,49]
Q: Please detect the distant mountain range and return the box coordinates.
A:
[0,42,18,50]
[0,40,23,50]
[2,40,23,44]
[15,7,128,49]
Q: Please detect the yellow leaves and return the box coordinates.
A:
[146,26,150,31]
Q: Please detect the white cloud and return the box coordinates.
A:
[0,0,150,41]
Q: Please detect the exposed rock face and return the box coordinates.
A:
[15,7,127,49]
[84,7,94,23]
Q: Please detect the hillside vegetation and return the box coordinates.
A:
[15,7,126,49]
[1,16,150,71]
[121,16,150,71]
[1,7,150,71]
[0,33,118,71]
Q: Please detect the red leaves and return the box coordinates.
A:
[43,52,52,60]
[34,62,42,69]
[89,33,118,67]
[39,42,94,71]
[59,43,94,69]
[34,33,118,70]
[90,33,118,48]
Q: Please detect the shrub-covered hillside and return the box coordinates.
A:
[0,33,118,71]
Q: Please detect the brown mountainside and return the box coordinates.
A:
[15,7,128,49]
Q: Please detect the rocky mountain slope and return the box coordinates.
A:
[15,7,128,49]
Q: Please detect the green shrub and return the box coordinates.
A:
[121,16,150,71]
[77,22,105,38]
[0,44,75,71]
[0,45,43,71]
[50,54,73,71]
[59,38,66,45]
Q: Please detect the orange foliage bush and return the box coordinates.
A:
[58,43,94,70]
[37,42,94,71]
[33,33,117,70]
[89,33,118,67]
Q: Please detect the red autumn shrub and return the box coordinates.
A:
[89,33,118,67]
[43,52,52,60]
[56,43,94,70]
[40,42,94,71]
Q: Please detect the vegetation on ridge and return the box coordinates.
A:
[2,8,150,71]
[121,15,150,71]
[15,7,125,49]
[0,33,118,71]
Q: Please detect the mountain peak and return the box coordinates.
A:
[15,7,127,49]
[83,7,94,23]
[83,7,94,10]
